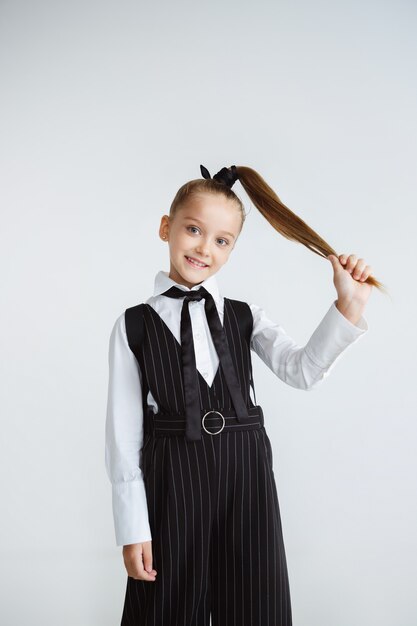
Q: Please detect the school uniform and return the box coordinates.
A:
[105,270,368,626]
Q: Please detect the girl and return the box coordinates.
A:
[105,164,383,626]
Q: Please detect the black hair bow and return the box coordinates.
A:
[200,164,239,189]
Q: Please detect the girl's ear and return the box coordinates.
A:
[159,214,170,240]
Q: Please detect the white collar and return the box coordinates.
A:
[153,270,222,306]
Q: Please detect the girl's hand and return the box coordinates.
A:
[327,253,373,308]
[123,541,158,582]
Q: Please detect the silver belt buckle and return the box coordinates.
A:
[202,410,225,435]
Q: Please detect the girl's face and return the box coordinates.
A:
[159,193,242,288]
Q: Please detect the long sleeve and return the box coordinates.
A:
[105,313,152,547]
[250,299,368,390]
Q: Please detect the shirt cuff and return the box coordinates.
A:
[304,300,369,369]
[112,480,152,547]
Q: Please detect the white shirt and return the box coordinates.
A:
[105,270,368,546]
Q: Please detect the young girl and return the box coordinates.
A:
[105,164,383,626]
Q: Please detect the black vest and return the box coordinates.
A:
[125,298,258,435]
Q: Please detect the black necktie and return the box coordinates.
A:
[161,285,250,441]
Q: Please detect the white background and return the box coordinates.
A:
[1,0,416,624]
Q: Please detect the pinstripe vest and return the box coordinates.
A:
[125,298,258,435]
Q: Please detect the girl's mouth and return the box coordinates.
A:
[185,255,209,269]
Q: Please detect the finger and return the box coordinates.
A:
[130,567,157,581]
[130,557,157,581]
[358,266,373,281]
[353,258,367,279]
[142,542,157,576]
[345,254,357,273]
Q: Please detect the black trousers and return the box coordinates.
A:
[121,418,292,626]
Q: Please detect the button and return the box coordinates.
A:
[202,371,208,378]
[195,333,201,340]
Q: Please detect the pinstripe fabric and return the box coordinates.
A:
[121,298,293,626]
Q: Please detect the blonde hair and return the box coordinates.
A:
[169,165,386,293]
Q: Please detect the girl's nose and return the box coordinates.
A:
[196,242,211,257]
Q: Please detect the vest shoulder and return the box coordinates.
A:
[125,302,146,313]
[225,297,252,311]
[224,299,253,334]
[224,298,253,324]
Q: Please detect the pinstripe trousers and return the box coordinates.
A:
[121,299,293,626]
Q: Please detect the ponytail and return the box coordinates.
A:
[235,166,385,293]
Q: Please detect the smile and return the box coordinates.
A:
[185,256,209,268]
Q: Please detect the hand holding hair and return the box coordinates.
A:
[327,253,373,324]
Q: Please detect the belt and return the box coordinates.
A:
[147,405,264,438]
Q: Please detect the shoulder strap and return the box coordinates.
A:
[124,303,146,362]
[124,303,154,431]
[225,298,258,406]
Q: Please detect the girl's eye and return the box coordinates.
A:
[186,226,229,246]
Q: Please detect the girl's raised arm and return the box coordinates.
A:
[249,300,368,390]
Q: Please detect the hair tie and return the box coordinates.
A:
[200,164,239,189]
